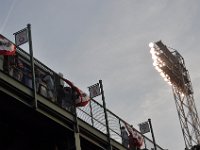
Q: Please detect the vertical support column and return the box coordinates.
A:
[148,118,157,150]
[74,132,81,150]
[27,24,37,109]
[73,90,81,150]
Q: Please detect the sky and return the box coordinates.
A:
[1,0,200,149]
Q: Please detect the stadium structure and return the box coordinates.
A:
[0,34,165,150]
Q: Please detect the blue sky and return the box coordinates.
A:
[1,0,200,149]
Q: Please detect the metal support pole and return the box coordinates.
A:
[73,108,81,150]
[148,118,157,150]
[99,80,112,150]
[74,132,81,150]
[72,89,81,150]
[27,24,37,109]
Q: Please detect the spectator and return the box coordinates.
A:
[35,69,48,97]
[58,72,64,87]
[23,63,32,88]
[3,55,9,73]
[55,72,65,105]
[121,126,129,148]
[39,82,48,98]
[56,84,65,106]
[13,56,24,82]
[43,74,54,101]
[35,68,43,92]
[62,86,73,111]
[3,54,24,81]
[3,55,15,75]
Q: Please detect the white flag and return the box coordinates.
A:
[88,83,101,98]
[14,28,28,46]
[139,121,150,134]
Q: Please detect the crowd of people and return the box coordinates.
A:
[2,54,76,112]
[2,54,153,150]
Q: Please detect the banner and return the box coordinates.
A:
[14,28,28,46]
[139,121,150,134]
[75,88,90,107]
[0,34,16,55]
[125,123,144,148]
[62,77,90,107]
[88,83,101,98]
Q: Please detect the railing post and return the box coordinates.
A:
[89,100,94,126]
[148,118,157,150]
[99,80,112,150]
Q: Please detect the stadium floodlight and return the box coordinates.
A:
[149,40,200,149]
[149,42,173,86]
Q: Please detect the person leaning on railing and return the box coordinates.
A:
[54,72,65,106]
[23,63,32,88]
[3,55,15,76]
[62,86,73,111]
[35,68,43,92]
[43,73,54,101]
[54,72,76,112]
[121,126,129,148]
[14,57,24,81]
[35,68,48,98]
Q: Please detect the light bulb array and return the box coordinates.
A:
[149,43,172,86]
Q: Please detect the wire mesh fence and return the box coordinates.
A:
[77,99,164,150]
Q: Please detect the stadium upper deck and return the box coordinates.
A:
[0,34,165,150]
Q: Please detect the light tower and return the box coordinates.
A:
[149,41,200,149]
